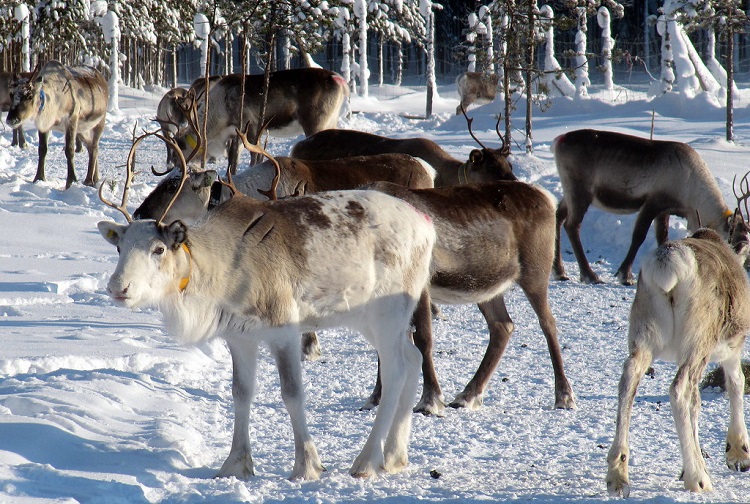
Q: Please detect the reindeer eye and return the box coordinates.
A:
[153,246,165,256]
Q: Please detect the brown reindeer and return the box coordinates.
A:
[291,129,513,187]
[363,180,576,415]
[178,68,349,170]
[0,71,31,148]
[6,61,107,189]
[552,129,732,285]
[456,72,499,114]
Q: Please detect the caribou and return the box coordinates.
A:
[290,114,514,187]
[606,198,750,494]
[1,71,31,148]
[133,152,436,224]
[455,72,499,115]
[6,61,108,189]
[155,76,222,166]
[178,68,349,170]
[552,129,733,285]
[361,180,576,414]
[97,132,436,480]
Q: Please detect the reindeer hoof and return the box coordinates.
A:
[449,392,483,410]
[554,392,577,410]
[726,441,750,472]
[414,395,446,416]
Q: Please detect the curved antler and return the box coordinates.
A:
[494,114,508,154]
[460,104,488,150]
[733,171,750,221]
[236,128,281,201]
[98,132,144,223]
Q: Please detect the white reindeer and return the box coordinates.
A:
[606,222,750,495]
[97,134,436,480]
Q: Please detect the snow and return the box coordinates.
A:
[1,80,750,503]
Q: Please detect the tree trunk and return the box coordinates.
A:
[726,28,734,142]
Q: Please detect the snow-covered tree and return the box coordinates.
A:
[420,0,440,117]
[93,3,121,112]
[539,5,575,97]
[14,3,30,71]
[353,0,369,97]
[597,6,615,90]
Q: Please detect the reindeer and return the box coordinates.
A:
[552,129,733,285]
[97,132,436,480]
[155,76,222,167]
[605,191,750,494]
[6,61,107,189]
[291,122,513,187]
[133,152,436,224]
[362,180,576,415]
[455,72,499,115]
[0,71,31,148]
[179,68,348,170]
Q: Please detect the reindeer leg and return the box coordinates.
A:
[561,194,601,284]
[615,205,660,285]
[671,357,713,492]
[84,120,105,187]
[217,337,259,480]
[721,353,750,472]
[654,212,670,245]
[33,131,48,183]
[361,358,382,411]
[64,120,78,189]
[450,297,513,410]
[301,332,321,361]
[383,329,422,473]
[351,316,420,478]
[606,346,652,497]
[267,331,325,481]
[554,199,570,280]
[519,278,575,409]
[412,290,446,416]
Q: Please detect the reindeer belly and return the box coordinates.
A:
[592,186,647,215]
[267,118,304,137]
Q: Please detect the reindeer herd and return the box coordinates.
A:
[3,60,750,496]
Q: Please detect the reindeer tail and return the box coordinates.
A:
[640,242,697,294]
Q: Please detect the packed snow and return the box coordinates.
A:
[1,80,750,503]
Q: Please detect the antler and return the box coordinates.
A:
[236,128,281,201]
[494,114,508,155]
[98,130,143,223]
[460,104,488,150]
[733,171,750,221]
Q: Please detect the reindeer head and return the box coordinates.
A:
[5,63,41,128]
[730,172,750,268]
[99,129,196,307]
[460,105,515,183]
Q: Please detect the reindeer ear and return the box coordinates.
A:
[98,221,127,246]
[163,221,188,250]
[469,149,483,164]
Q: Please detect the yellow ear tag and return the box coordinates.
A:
[107,230,117,239]
[185,133,198,149]
[178,243,192,292]
[724,209,734,218]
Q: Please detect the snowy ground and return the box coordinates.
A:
[1,80,750,503]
